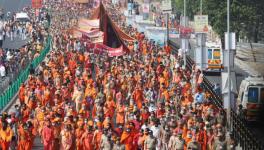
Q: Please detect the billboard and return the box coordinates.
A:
[194,15,208,33]
[162,0,172,13]
[32,0,42,9]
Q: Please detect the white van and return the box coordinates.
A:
[15,12,30,23]
[237,76,264,121]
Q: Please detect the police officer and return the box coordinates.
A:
[144,130,158,150]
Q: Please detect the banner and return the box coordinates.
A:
[86,43,124,57]
[194,15,208,33]
[78,19,99,28]
[73,0,89,3]
[32,0,42,9]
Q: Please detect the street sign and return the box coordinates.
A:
[179,26,193,39]
[162,0,172,13]
[194,15,208,33]
[225,32,236,50]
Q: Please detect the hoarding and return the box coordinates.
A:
[162,0,172,11]
[32,0,42,9]
[194,15,208,33]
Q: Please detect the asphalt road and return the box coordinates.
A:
[0,0,31,13]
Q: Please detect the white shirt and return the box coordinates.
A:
[150,126,161,138]
[0,65,6,77]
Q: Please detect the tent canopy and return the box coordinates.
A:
[90,3,135,52]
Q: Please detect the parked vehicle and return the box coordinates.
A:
[237,76,264,121]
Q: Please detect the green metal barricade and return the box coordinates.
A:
[0,36,51,111]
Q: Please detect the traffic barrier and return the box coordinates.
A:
[168,40,264,150]
[0,36,51,111]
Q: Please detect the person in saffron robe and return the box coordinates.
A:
[42,121,54,150]
[132,85,144,109]
[116,101,125,125]
[81,125,94,150]
[75,123,84,150]
[120,127,134,150]
[18,84,26,104]
[60,124,73,150]
[93,122,103,150]
[17,123,31,150]
[104,95,116,118]
[0,121,13,150]
[53,119,61,150]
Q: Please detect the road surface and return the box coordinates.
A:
[0,0,31,13]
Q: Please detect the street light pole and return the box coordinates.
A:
[227,0,231,129]
[184,0,186,26]
[183,0,187,69]
[166,13,169,44]
[200,0,203,15]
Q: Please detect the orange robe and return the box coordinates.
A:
[82,131,94,150]
[133,89,144,109]
[17,127,31,150]
[93,130,102,150]
[19,86,25,103]
[121,131,134,150]
[116,105,125,125]
[105,100,116,118]
[42,126,54,150]
[75,128,84,150]
[0,127,13,150]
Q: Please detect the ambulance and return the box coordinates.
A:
[206,42,223,71]
[237,76,264,121]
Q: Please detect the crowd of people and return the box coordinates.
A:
[0,0,236,150]
[0,6,49,94]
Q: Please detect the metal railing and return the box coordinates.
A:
[0,36,51,111]
[168,40,264,150]
[0,58,30,95]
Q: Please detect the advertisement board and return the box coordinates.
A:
[162,0,172,12]
[32,0,42,9]
[194,15,208,33]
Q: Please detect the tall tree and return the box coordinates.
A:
[173,0,264,42]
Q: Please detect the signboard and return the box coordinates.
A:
[32,0,42,9]
[169,30,179,39]
[225,32,236,50]
[142,4,150,13]
[162,0,172,12]
[194,15,208,33]
[179,26,193,39]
